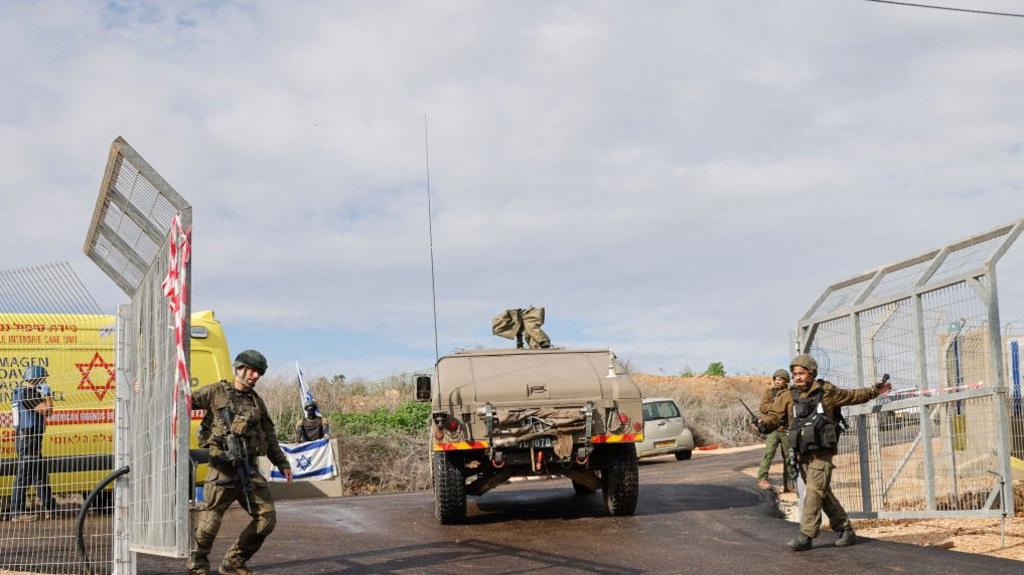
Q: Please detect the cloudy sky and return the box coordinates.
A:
[2,0,1024,380]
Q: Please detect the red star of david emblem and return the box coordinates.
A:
[76,352,116,401]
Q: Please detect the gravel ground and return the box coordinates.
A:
[745,460,1024,562]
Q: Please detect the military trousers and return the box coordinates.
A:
[756,429,793,485]
[798,456,850,538]
[188,475,276,574]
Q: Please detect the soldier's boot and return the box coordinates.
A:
[218,560,253,575]
[756,478,771,490]
[834,525,857,547]
[787,533,812,551]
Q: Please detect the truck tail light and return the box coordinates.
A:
[617,413,630,426]
[633,421,642,432]
[445,418,460,432]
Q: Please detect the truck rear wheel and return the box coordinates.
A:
[602,444,638,516]
[433,451,467,524]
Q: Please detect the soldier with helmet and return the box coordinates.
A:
[8,365,57,522]
[755,369,795,492]
[757,354,892,551]
[188,350,293,575]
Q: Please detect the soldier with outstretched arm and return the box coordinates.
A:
[757,354,892,551]
[188,350,293,575]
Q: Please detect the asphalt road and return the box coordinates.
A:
[139,448,1023,574]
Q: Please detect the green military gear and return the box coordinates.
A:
[756,429,794,485]
[835,525,857,547]
[787,533,812,551]
[188,380,289,574]
[772,368,790,382]
[762,379,879,544]
[189,476,276,574]
[799,458,850,538]
[234,349,268,375]
[790,354,818,376]
[492,307,551,349]
[193,381,290,475]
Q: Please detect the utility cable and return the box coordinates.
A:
[862,0,1024,18]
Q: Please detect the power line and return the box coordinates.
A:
[863,0,1024,18]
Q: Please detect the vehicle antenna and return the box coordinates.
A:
[424,113,440,363]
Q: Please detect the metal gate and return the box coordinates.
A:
[84,136,193,561]
[796,219,1023,519]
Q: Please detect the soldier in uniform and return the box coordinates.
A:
[188,350,293,575]
[757,354,891,551]
[755,369,794,492]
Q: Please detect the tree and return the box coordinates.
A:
[704,362,726,377]
[679,365,695,377]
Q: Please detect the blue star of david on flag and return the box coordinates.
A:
[272,438,336,482]
[296,454,312,470]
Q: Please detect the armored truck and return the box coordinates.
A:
[416,348,643,524]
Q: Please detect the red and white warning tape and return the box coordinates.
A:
[886,381,984,399]
[161,213,192,460]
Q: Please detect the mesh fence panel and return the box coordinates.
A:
[0,262,115,574]
[834,394,1005,516]
[797,219,1023,519]
[85,137,192,559]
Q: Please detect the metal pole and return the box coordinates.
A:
[913,293,936,510]
[113,304,136,575]
[852,312,873,513]
[986,265,1015,517]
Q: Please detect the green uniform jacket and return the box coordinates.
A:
[758,385,789,432]
[762,379,880,460]
[193,380,291,481]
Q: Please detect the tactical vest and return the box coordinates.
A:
[789,386,847,454]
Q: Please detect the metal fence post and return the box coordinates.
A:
[986,265,1015,516]
[851,311,873,513]
[913,293,936,510]
[113,304,137,575]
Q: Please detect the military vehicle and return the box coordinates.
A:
[415,347,644,524]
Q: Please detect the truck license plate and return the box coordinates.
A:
[521,438,552,448]
[655,440,676,448]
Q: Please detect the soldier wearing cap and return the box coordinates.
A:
[758,354,891,551]
[755,369,795,492]
[188,350,293,575]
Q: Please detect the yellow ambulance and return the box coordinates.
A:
[0,310,232,505]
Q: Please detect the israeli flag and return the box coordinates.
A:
[270,438,336,481]
[296,362,321,417]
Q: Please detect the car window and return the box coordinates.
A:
[643,402,658,421]
[656,401,680,419]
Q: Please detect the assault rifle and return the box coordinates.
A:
[739,398,772,435]
[218,407,256,511]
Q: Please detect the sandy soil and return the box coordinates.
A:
[745,460,1024,562]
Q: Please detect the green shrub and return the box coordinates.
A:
[327,400,430,435]
[704,361,726,377]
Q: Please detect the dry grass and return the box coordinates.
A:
[633,374,768,447]
[249,372,771,495]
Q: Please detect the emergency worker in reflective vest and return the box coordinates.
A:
[188,350,293,575]
[758,354,891,552]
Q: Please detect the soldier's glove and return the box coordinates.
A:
[754,419,773,435]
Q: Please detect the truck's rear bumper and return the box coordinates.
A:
[433,433,644,451]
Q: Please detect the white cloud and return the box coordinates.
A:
[2,1,1023,378]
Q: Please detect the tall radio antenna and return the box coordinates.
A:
[424,113,440,362]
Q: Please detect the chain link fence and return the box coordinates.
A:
[0,262,115,574]
[797,219,1023,519]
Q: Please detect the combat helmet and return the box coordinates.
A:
[22,365,48,382]
[789,354,817,376]
[772,368,790,382]
[234,349,268,375]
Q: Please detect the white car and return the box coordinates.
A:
[636,397,695,460]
